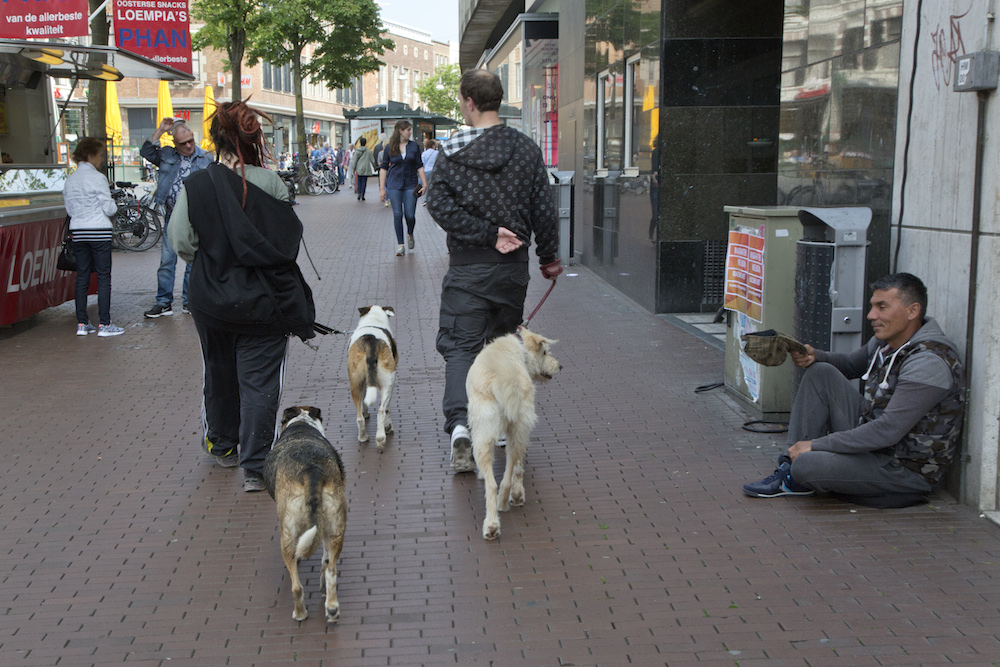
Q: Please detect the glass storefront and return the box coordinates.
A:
[483,15,559,167]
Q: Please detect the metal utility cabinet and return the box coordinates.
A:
[722,206,803,419]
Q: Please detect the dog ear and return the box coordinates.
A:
[281,406,300,425]
[308,406,322,422]
[358,306,371,317]
[384,307,394,317]
[521,331,542,353]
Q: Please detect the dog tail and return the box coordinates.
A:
[295,525,319,560]
[364,337,379,409]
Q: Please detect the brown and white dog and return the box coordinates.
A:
[466,328,561,540]
[347,306,398,449]
[263,406,347,622]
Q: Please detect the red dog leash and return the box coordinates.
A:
[521,278,557,328]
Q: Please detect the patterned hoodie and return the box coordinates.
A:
[811,317,965,485]
[426,124,559,266]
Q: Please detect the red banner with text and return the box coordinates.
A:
[1,216,90,327]
[1,0,89,39]
[113,0,193,74]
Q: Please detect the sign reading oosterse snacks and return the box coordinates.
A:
[114,0,193,75]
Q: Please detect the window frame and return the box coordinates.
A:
[624,54,641,176]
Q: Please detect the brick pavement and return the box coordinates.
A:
[3,189,1000,666]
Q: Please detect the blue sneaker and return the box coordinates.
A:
[743,462,815,498]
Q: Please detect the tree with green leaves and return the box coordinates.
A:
[413,63,461,122]
[244,0,392,180]
[191,0,261,103]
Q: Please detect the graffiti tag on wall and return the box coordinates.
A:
[930,8,971,91]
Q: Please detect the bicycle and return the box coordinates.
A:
[110,181,163,251]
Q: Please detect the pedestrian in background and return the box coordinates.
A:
[140,118,213,318]
[345,143,356,190]
[350,137,376,201]
[64,137,124,337]
[379,120,427,257]
[372,133,390,208]
[168,100,318,492]
[421,138,439,206]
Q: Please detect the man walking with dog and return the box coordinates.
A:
[743,273,965,508]
[427,69,561,473]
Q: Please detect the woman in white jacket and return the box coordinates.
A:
[63,137,124,336]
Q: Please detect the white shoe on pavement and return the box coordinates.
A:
[97,324,125,337]
[450,425,475,473]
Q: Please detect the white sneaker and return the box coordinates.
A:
[76,323,97,336]
[450,425,475,473]
[395,244,405,256]
[97,324,125,337]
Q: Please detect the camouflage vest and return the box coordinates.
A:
[860,340,965,485]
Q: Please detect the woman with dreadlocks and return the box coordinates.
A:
[169,100,318,493]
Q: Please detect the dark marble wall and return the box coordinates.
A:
[576,0,784,312]
[569,0,901,313]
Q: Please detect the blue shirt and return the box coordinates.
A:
[380,140,423,190]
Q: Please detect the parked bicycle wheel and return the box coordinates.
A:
[113,203,162,251]
[303,174,323,196]
[322,172,338,194]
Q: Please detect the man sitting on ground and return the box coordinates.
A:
[743,273,965,508]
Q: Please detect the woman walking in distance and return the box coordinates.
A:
[64,137,125,337]
[350,137,376,201]
[378,120,427,256]
[168,101,319,492]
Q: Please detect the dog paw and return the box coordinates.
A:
[358,432,369,443]
[325,605,340,623]
[375,436,386,450]
[385,422,393,433]
[293,609,308,622]
[482,520,500,540]
[510,489,525,507]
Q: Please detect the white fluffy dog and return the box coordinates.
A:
[466,328,561,540]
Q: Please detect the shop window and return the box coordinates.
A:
[624,55,656,173]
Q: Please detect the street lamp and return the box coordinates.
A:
[435,78,445,91]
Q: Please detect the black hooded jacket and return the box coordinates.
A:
[426,125,559,266]
[184,164,316,341]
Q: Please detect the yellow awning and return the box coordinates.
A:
[156,80,174,147]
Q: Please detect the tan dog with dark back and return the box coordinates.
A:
[263,406,347,622]
[467,328,561,540]
[347,306,398,449]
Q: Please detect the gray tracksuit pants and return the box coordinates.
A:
[784,363,933,508]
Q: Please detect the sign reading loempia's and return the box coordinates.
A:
[114,0,192,75]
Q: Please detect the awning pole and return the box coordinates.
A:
[43,76,80,157]
[89,0,112,24]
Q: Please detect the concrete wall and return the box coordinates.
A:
[892,3,999,510]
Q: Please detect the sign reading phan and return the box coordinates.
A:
[114,0,192,75]
[1,0,89,39]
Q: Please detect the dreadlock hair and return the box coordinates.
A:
[388,120,411,157]
[208,99,273,207]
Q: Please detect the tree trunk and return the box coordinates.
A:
[228,27,245,103]
[87,0,110,173]
[294,44,307,184]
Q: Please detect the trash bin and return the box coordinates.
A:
[794,207,871,354]
[550,170,575,263]
[722,206,803,419]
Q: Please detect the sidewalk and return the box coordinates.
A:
[3,191,1000,666]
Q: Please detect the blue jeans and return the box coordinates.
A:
[157,210,191,306]
[387,188,417,244]
[74,240,113,325]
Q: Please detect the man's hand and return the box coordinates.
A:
[790,344,816,368]
[788,440,812,461]
[540,259,563,281]
[495,227,523,254]
[152,118,174,143]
